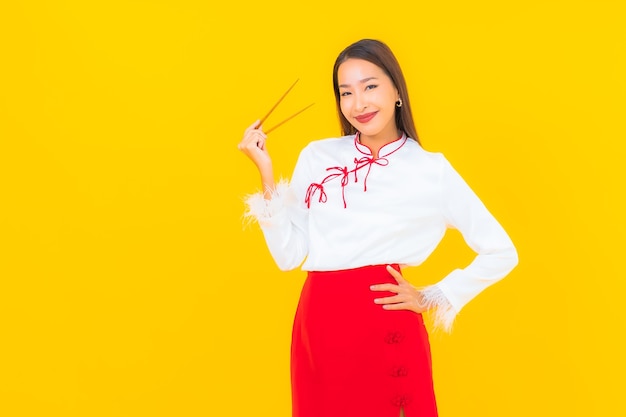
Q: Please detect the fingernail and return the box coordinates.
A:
[370,285,376,290]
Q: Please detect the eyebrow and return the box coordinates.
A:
[338,77,378,88]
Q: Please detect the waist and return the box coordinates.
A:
[308,263,400,280]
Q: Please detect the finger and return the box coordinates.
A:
[238,137,265,153]
[240,122,263,150]
[381,302,414,311]
[257,137,266,151]
[386,264,406,284]
[244,127,266,140]
[370,283,400,293]
[240,139,266,153]
[240,129,267,148]
[252,129,267,140]
[373,294,406,305]
[245,119,261,133]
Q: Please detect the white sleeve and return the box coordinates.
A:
[422,155,519,332]
[242,147,311,271]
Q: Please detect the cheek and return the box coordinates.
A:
[375,90,394,108]
[339,99,350,118]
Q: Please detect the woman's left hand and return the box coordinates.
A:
[370,265,429,314]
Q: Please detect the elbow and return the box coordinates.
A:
[276,259,300,271]
[271,248,307,271]
[276,258,305,272]
[276,239,308,271]
[504,244,519,273]
[484,244,519,278]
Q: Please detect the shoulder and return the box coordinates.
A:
[404,138,449,167]
[298,135,355,157]
[304,135,354,150]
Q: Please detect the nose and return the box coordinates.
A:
[354,91,367,112]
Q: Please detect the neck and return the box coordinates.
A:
[358,129,403,159]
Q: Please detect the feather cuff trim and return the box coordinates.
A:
[421,285,458,333]
[242,179,292,227]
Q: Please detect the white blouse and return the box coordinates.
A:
[244,134,518,331]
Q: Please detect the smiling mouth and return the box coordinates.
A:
[355,111,378,123]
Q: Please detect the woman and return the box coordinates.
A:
[238,39,518,417]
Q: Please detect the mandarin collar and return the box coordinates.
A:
[354,131,408,158]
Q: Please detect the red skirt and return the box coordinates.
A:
[291,264,438,417]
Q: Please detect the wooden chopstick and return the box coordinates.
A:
[256,78,314,134]
[264,102,315,134]
[258,79,300,128]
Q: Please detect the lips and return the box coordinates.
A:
[354,111,378,124]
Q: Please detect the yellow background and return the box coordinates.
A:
[1,1,624,416]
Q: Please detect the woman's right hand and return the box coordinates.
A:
[238,120,272,171]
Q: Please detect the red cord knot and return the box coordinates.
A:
[305,166,350,208]
[305,183,326,208]
[389,365,409,378]
[324,166,350,208]
[391,394,412,408]
[384,331,405,344]
[353,156,389,192]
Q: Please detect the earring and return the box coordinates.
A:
[396,98,403,108]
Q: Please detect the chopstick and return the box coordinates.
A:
[265,103,315,134]
[258,79,300,127]
[257,79,314,134]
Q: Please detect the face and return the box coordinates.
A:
[337,58,400,142]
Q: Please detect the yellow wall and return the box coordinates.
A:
[1,1,624,416]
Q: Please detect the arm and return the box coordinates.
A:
[423,155,519,331]
[238,121,310,270]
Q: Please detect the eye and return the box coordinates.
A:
[365,84,378,90]
[340,91,352,97]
